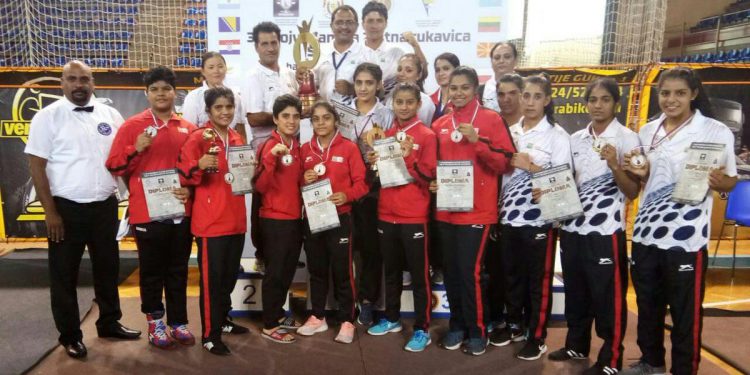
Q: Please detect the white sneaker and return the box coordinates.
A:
[297,316,328,336]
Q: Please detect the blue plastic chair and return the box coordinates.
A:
[713,180,750,278]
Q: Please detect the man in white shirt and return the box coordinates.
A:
[244,22,297,150]
[25,61,141,360]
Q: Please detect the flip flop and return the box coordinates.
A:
[262,328,296,344]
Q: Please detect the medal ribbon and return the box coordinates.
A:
[313,130,339,164]
[451,102,479,132]
[649,114,694,151]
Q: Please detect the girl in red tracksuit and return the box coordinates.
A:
[296,101,368,344]
[431,66,515,356]
[178,87,246,356]
[365,83,437,353]
[253,94,304,344]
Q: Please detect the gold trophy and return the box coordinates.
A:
[364,124,387,172]
[293,18,321,114]
[202,128,221,174]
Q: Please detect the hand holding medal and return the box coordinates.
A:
[271,143,293,166]
[456,123,479,143]
[623,146,649,178]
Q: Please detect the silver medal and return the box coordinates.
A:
[396,131,406,142]
[451,130,463,143]
[630,154,646,168]
[224,172,234,184]
[281,154,294,166]
[144,126,158,137]
[314,163,326,176]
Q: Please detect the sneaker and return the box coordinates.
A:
[253,258,265,274]
[548,347,588,361]
[297,316,328,336]
[357,302,374,326]
[430,268,444,285]
[516,339,548,361]
[619,360,666,375]
[440,330,465,350]
[463,337,488,356]
[202,339,230,355]
[402,271,412,286]
[487,320,506,333]
[367,319,403,336]
[583,364,620,375]
[169,324,196,346]
[404,329,431,352]
[335,321,356,344]
[489,326,524,347]
[277,316,302,330]
[221,317,250,334]
[147,316,176,350]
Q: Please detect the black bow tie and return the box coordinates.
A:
[73,106,94,112]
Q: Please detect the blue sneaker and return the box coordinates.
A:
[463,337,488,356]
[357,302,373,326]
[367,319,403,336]
[440,330,465,350]
[404,329,431,352]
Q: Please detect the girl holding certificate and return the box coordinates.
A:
[546,78,640,375]
[297,101,368,343]
[365,83,437,353]
[430,66,514,356]
[253,94,305,344]
[620,67,737,375]
[495,74,571,361]
[390,54,436,126]
[429,53,460,122]
[178,87,248,355]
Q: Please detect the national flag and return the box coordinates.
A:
[476,42,495,58]
[479,0,503,6]
[219,17,240,32]
[478,16,501,32]
[219,39,241,55]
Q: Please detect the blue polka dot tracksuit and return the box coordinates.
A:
[499,116,571,345]
[558,119,640,371]
[630,111,737,375]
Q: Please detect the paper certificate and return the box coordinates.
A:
[302,179,341,234]
[227,145,255,195]
[531,164,583,223]
[332,100,359,138]
[373,137,414,188]
[436,160,474,212]
[141,169,185,221]
[672,142,725,205]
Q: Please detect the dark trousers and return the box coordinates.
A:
[485,230,506,324]
[260,218,302,329]
[48,196,122,345]
[439,221,491,340]
[133,219,192,325]
[631,243,707,375]
[353,196,381,304]
[379,221,431,330]
[196,234,244,341]
[305,213,356,323]
[500,225,556,342]
[560,230,628,370]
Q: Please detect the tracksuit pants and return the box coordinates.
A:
[260,218,302,330]
[379,221,432,330]
[353,196,381,305]
[305,213,357,323]
[439,221,491,340]
[631,243,707,375]
[485,228,506,325]
[48,195,122,345]
[196,234,244,341]
[133,219,192,325]
[500,224,556,343]
[560,230,628,370]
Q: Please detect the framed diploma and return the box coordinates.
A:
[373,137,414,188]
[671,142,725,205]
[227,145,256,195]
[141,169,185,221]
[332,100,360,137]
[436,160,474,212]
[531,163,583,223]
[302,178,341,234]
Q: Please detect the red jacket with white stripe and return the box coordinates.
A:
[106,109,195,225]
[432,99,514,225]
[300,131,368,215]
[254,130,303,220]
[378,117,437,224]
[178,122,246,237]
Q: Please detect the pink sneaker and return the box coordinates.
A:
[170,324,196,346]
[297,315,328,336]
[335,321,356,344]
